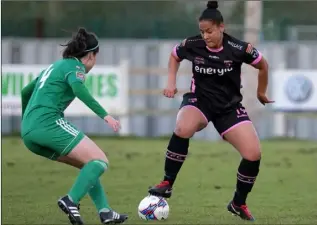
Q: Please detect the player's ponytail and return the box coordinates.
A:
[199,1,224,25]
[62,27,99,59]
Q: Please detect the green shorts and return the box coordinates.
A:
[22,118,85,160]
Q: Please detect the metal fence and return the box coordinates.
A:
[2,38,317,140]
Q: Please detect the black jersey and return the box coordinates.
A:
[172,33,262,113]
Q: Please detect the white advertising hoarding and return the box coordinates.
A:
[271,70,317,111]
[2,63,129,115]
[2,62,130,134]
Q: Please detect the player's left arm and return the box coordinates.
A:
[243,43,274,105]
[66,70,109,119]
[21,77,38,118]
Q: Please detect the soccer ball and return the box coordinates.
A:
[138,195,169,221]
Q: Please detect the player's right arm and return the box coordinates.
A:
[21,77,38,118]
[66,71,121,132]
[164,39,189,98]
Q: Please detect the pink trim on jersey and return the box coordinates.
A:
[251,51,262,65]
[206,46,223,52]
[190,78,196,92]
[182,105,209,124]
[172,44,181,61]
[221,120,252,137]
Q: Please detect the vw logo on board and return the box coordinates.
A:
[284,75,313,103]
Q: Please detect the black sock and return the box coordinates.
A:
[233,158,260,206]
[163,133,189,186]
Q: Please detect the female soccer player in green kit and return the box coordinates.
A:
[20,27,128,225]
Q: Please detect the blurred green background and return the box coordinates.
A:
[2,1,317,40]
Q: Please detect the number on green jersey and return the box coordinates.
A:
[39,64,54,89]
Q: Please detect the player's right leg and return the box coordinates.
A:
[22,131,85,225]
[148,92,209,198]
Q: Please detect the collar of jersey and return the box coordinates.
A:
[72,57,86,72]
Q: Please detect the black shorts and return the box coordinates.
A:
[180,92,252,137]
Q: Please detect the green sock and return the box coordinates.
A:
[89,179,111,213]
[68,160,108,204]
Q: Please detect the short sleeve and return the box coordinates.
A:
[243,43,263,65]
[172,39,189,61]
[66,70,86,85]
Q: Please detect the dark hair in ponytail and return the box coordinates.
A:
[199,1,223,25]
[61,27,99,58]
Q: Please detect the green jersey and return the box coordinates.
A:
[21,58,108,136]
[24,58,86,116]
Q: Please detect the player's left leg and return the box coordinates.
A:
[57,156,117,224]
[213,105,260,221]
[53,121,128,225]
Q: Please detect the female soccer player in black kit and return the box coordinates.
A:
[148,1,274,221]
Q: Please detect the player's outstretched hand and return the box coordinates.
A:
[163,84,178,98]
[257,92,275,105]
[104,115,121,132]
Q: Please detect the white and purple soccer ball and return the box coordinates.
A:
[138,195,169,221]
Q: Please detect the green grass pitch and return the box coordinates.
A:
[2,136,317,224]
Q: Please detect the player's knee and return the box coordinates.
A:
[91,149,109,165]
[174,125,196,138]
[242,146,261,161]
[98,154,109,165]
[87,159,109,173]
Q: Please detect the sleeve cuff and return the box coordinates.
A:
[251,51,263,65]
[172,44,181,61]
